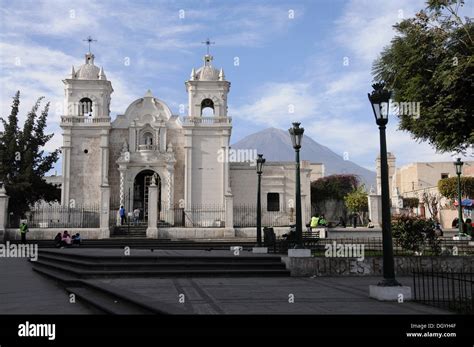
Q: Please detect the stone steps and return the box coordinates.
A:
[31,266,186,314]
[31,249,290,278]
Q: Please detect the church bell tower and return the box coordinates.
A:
[60,44,113,208]
[183,47,232,219]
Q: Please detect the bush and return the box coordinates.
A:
[392,215,441,255]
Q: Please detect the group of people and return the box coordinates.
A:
[54,230,81,248]
[119,206,141,225]
[309,214,328,231]
[452,217,474,236]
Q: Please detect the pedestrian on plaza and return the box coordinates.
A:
[119,206,126,225]
[464,218,473,236]
[72,233,81,246]
[318,214,327,226]
[61,230,72,247]
[335,216,346,228]
[367,218,374,229]
[133,208,140,226]
[310,214,320,232]
[434,223,443,237]
[53,233,62,248]
[19,220,28,244]
[352,213,358,228]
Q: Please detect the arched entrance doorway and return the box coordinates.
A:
[133,170,161,222]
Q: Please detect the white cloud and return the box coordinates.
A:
[231,82,318,126]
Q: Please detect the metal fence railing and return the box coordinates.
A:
[8,204,101,228]
[233,205,312,227]
[173,204,225,228]
[265,235,474,256]
[413,271,474,314]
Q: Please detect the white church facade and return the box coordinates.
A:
[59,50,317,239]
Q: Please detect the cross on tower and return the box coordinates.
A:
[201,38,215,55]
[83,36,97,53]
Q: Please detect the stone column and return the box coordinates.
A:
[368,194,382,228]
[163,166,175,226]
[99,185,110,239]
[0,185,9,242]
[147,182,159,238]
[224,194,234,237]
[61,131,72,205]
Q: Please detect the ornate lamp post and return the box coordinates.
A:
[288,122,304,248]
[256,154,266,247]
[454,157,464,235]
[368,83,400,287]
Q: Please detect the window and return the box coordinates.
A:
[79,97,93,116]
[267,193,280,211]
[441,173,449,179]
[201,98,214,116]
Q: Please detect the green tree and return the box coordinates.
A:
[372,0,473,153]
[311,174,359,202]
[438,176,474,200]
[344,186,368,214]
[0,91,60,218]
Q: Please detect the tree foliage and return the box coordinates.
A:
[392,215,441,255]
[0,91,60,217]
[372,0,474,153]
[344,186,368,214]
[311,174,359,203]
[438,176,474,200]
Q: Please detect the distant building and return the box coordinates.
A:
[392,159,474,227]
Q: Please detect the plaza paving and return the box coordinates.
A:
[0,252,451,315]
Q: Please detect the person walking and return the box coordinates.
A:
[19,221,28,244]
[133,208,140,226]
[119,206,126,225]
[352,213,358,228]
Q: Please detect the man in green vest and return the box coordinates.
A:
[310,215,320,231]
[19,221,29,244]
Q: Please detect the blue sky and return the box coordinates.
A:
[1,0,472,175]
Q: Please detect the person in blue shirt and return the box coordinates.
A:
[119,206,126,225]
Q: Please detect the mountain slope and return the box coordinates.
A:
[231,127,376,187]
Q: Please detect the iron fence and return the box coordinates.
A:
[233,204,312,227]
[169,204,225,228]
[8,204,100,228]
[266,235,474,256]
[412,271,474,314]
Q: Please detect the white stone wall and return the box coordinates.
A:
[69,133,102,205]
[190,130,225,205]
[230,161,312,226]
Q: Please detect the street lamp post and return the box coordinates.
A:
[454,158,464,235]
[256,154,265,247]
[368,82,400,287]
[288,122,304,248]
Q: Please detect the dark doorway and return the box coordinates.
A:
[133,170,161,221]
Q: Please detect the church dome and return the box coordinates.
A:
[74,53,106,80]
[195,65,219,81]
[191,54,224,81]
